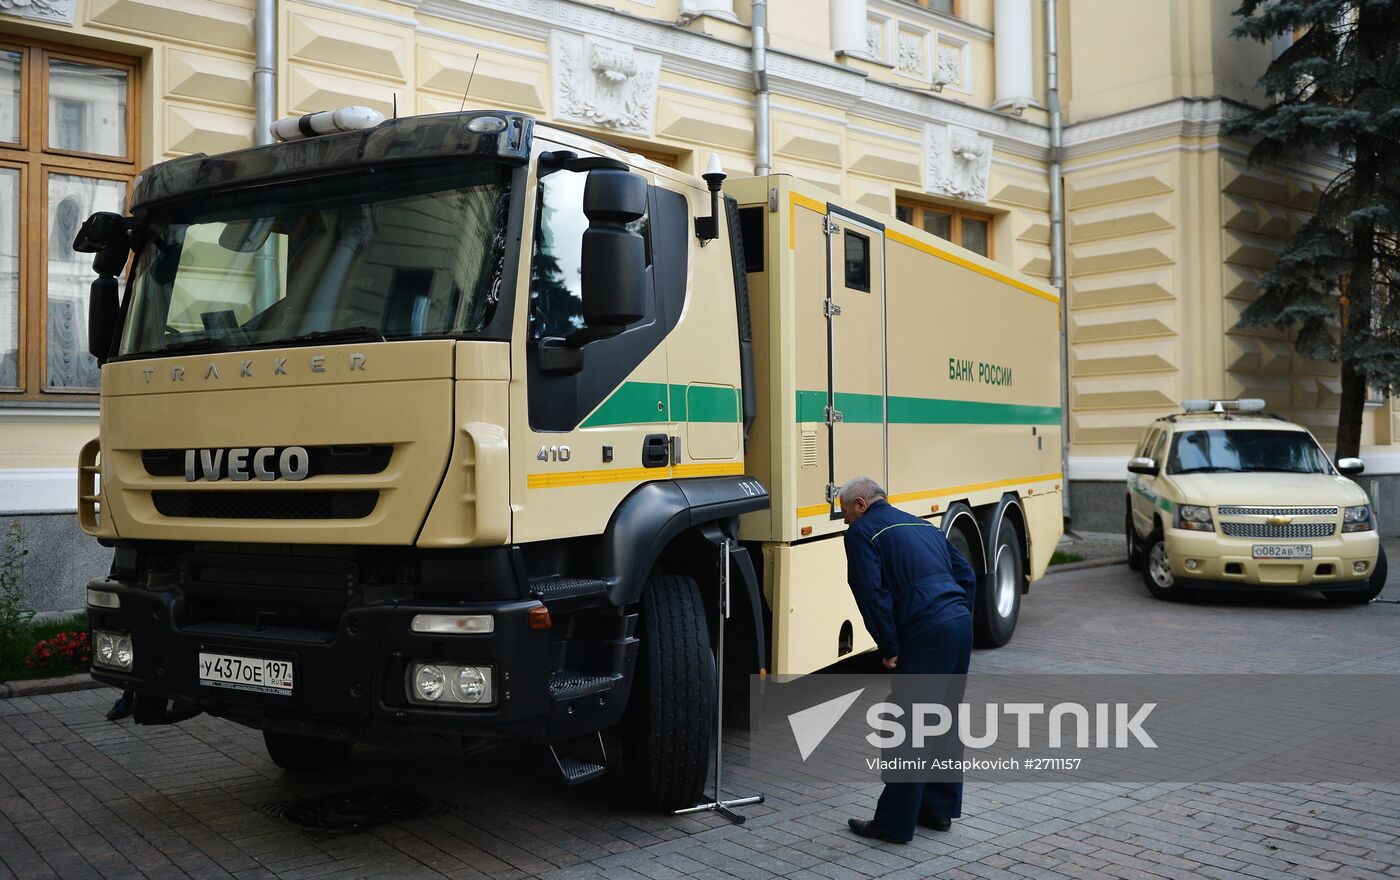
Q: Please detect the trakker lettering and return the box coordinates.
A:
[141,353,367,383]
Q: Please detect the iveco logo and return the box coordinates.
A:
[143,353,367,383]
[185,447,311,482]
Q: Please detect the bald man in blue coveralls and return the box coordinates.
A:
[840,476,977,844]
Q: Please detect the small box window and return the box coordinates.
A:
[844,229,870,293]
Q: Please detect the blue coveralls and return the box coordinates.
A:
[844,498,977,841]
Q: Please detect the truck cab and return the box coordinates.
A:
[79,109,764,811]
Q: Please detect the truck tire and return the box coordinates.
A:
[263,731,352,771]
[1125,503,1143,572]
[1324,544,1387,604]
[1141,528,1184,601]
[973,516,1022,648]
[625,573,715,812]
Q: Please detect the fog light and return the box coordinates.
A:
[413,664,446,702]
[1184,559,1199,571]
[407,663,494,706]
[87,589,120,609]
[92,630,133,671]
[410,614,494,635]
[1355,561,1369,574]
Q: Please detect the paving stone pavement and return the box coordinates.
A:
[3,539,1399,879]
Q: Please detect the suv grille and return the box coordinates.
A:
[152,490,378,520]
[1220,521,1336,539]
[1217,506,1338,517]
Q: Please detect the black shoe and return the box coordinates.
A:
[106,693,132,722]
[847,818,909,844]
[918,815,953,832]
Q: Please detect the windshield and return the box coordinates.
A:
[120,163,511,357]
[1166,429,1333,475]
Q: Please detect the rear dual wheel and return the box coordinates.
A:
[952,516,1022,648]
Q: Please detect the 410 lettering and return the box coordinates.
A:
[537,444,572,463]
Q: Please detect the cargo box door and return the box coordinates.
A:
[826,209,886,513]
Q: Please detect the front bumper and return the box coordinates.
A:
[85,577,580,743]
[1164,528,1379,588]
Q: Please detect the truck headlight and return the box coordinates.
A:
[1343,505,1374,532]
[407,663,494,706]
[1174,504,1214,532]
[93,630,133,671]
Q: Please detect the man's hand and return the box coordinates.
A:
[882,656,898,670]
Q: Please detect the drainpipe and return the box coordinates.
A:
[1045,0,1070,520]
[253,0,277,308]
[751,0,770,176]
[254,0,276,146]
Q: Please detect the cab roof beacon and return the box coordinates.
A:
[1181,398,1266,415]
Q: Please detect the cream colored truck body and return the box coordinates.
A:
[78,113,1061,806]
[725,176,1064,675]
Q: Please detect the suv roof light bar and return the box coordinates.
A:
[1181,398,1266,414]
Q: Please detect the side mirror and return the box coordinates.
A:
[73,211,128,253]
[88,276,120,363]
[579,169,647,330]
[1338,457,1365,477]
[1127,456,1158,476]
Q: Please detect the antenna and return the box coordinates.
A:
[460,53,481,112]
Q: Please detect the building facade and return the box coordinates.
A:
[1,0,1393,610]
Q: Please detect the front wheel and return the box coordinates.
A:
[625,573,715,812]
[973,516,1023,648]
[1141,531,1184,601]
[1324,544,1387,604]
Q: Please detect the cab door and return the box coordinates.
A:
[825,208,886,513]
[1130,428,1167,536]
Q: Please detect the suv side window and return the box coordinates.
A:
[1149,430,1169,468]
[1136,429,1157,459]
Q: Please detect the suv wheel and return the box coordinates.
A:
[1324,544,1388,604]
[1141,531,1184,601]
[1125,503,1142,572]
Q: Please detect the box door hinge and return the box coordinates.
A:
[825,483,840,503]
[824,300,842,318]
[825,405,843,425]
[768,187,779,212]
[823,216,841,236]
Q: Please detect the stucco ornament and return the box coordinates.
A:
[551,32,660,136]
[936,45,962,87]
[0,0,74,24]
[925,123,992,203]
[897,33,923,75]
[865,22,882,61]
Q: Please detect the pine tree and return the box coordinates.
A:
[1225,0,1400,460]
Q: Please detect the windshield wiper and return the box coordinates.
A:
[287,326,385,345]
[155,337,230,355]
[1173,466,1236,474]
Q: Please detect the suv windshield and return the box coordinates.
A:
[120,162,511,357]
[1167,429,1333,475]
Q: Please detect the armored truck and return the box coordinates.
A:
[77,109,1063,811]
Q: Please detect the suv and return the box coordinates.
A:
[1126,400,1386,603]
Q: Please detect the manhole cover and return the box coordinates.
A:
[265,785,452,837]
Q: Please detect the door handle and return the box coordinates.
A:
[642,434,669,468]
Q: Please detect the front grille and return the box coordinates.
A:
[152,490,378,520]
[142,445,393,477]
[1220,521,1336,539]
[1217,506,1339,517]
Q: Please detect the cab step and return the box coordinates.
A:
[528,576,609,603]
[548,732,607,785]
[549,671,622,701]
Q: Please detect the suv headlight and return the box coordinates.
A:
[1343,505,1374,533]
[1174,504,1214,532]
